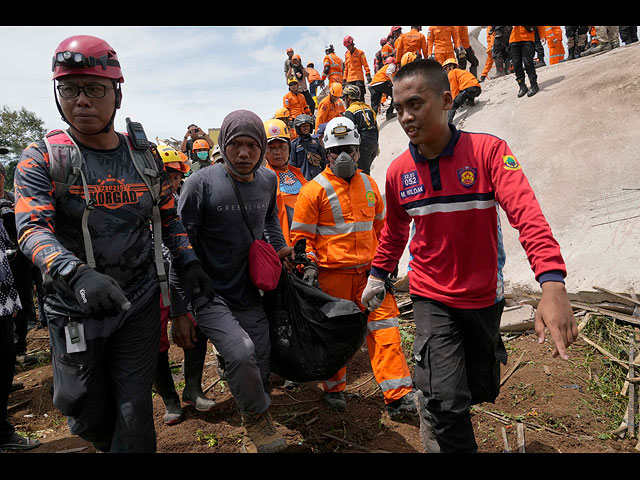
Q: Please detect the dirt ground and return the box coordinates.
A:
[5,291,639,456]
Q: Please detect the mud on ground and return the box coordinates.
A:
[6,292,640,455]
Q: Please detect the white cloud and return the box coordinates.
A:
[0,25,445,141]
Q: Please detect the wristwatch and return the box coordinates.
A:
[59,260,84,282]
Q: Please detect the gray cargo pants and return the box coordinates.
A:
[411,296,507,453]
[193,295,271,415]
[47,285,161,453]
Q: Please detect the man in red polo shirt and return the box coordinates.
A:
[362,59,577,453]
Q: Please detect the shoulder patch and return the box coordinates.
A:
[502,154,521,171]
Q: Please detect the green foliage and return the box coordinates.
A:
[580,314,637,431]
[196,429,219,447]
[0,106,47,189]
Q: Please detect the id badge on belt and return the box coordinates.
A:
[65,320,87,353]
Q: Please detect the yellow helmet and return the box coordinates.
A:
[264,118,291,144]
[329,82,343,97]
[442,57,458,68]
[401,52,417,67]
[157,144,190,173]
[275,107,290,120]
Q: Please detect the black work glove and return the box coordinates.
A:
[69,266,131,318]
[184,261,214,308]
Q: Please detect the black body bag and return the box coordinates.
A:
[263,269,368,382]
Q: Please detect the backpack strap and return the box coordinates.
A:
[125,137,169,305]
[44,129,97,269]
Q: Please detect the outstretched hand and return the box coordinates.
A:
[534,281,578,360]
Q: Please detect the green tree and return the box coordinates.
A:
[0,105,47,190]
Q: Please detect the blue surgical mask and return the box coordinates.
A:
[196,151,209,161]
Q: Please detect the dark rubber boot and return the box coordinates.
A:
[415,390,441,453]
[154,351,184,425]
[323,392,346,412]
[517,81,529,98]
[182,346,216,412]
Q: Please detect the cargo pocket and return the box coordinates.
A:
[413,334,441,401]
[48,317,93,417]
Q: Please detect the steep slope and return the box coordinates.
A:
[370,41,640,295]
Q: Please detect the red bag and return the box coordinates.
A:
[248,239,282,291]
[228,173,282,291]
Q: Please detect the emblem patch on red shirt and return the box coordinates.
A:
[502,155,521,171]
[457,166,477,187]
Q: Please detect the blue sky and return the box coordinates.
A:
[2,25,444,145]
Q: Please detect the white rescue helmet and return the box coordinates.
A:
[323,116,360,150]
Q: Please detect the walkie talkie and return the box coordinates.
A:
[126,117,149,150]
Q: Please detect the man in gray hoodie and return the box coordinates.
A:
[170,110,293,453]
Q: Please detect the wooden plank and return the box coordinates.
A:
[593,286,640,307]
[516,423,526,453]
[570,301,640,328]
[501,426,511,453]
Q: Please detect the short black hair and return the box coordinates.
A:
[394,58,451,94]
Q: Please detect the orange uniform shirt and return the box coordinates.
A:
[395,28,428,61]
[290,167,385,271]
[447,68,480,98]
[283,91,310,118]
[343,47,371,82]
[315,96,345,132]
[307,67,322,83]
[427,26,460,55]
[323,52,343,84]
[455,26,470,48]
[509,26,546,43]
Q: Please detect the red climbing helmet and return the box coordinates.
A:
[52,35,124,83]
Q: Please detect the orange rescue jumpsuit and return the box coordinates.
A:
[455,25,470,49]
[315,95,345,133]
[283,90,311,119]
[395,27,428,62]
[481,28,495,78]
[290,167,413,404]
[544,26,565,64]
[306,66,322,83]
[343,47,371,82]
[447,67,480,98]
[381,41,395,62]
[427,26,460,65]
[322,52,343,85]
[509,25,546,43]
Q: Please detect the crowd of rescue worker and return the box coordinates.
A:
[0,25,636,454]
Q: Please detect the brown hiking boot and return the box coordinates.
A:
[240,409,286,453]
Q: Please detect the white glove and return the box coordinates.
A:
[361,275,386,311]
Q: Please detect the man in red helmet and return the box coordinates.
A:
[14,34,213,453]
[343,35,371,103]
